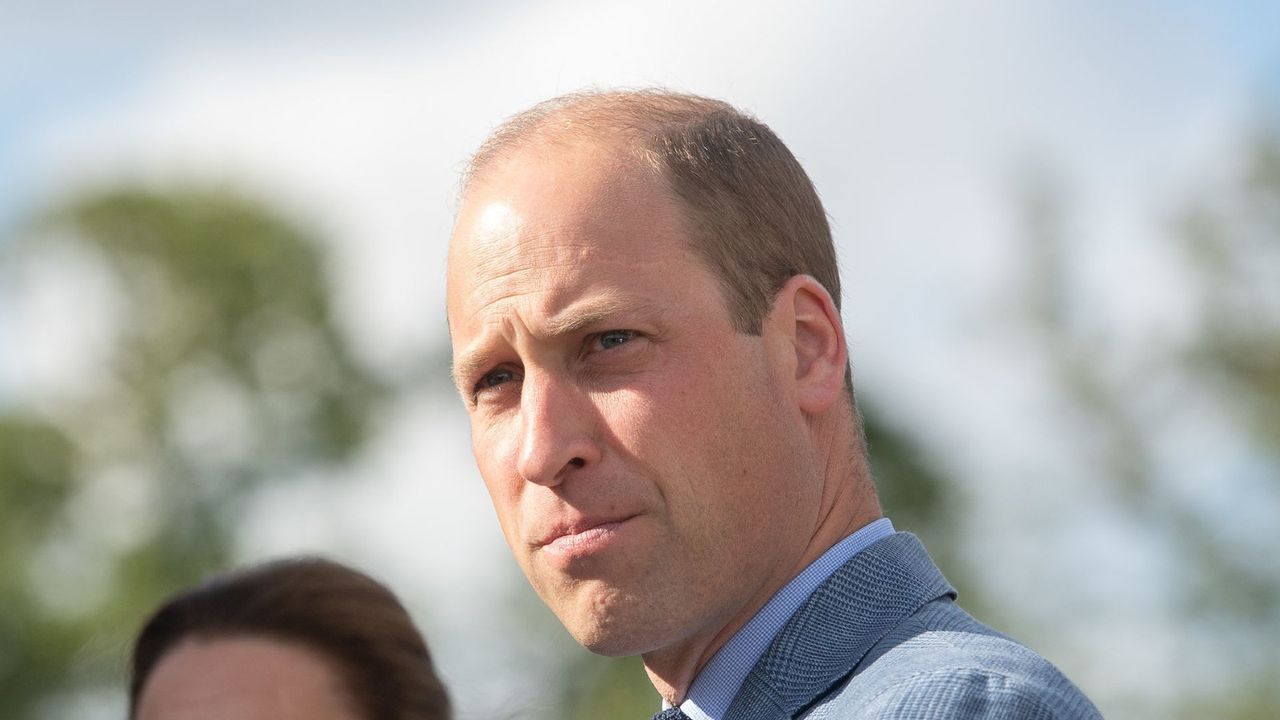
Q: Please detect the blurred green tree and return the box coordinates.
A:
[0,187,385,718]
[1016,121,1280,719]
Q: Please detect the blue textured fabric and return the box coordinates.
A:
[676,519,896,720]
[654,709,693,720]
[725,533,1102,720]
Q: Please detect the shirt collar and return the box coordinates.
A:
[669,517,896,720]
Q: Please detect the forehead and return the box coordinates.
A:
[447,142,703,321]
[139,637,351,720]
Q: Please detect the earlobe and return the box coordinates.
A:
[774,275,848,415]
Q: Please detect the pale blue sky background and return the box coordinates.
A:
[2,1,1277,229]
[1,3,1277,718]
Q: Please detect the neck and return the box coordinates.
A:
[642,619,740,707]
[642,424,881,705]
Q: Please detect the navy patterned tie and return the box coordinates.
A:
[652,708,692,720]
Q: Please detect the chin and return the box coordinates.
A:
[560,600,676,658]
[572,624,659,657]
[568,608,697,658]
[540,570,689,657]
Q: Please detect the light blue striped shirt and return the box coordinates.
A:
[667,518,896,720]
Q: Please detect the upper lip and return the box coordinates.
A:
[532,513,637,548]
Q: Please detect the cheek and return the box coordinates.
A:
[471,421,524,528]
[480,475,527,558]
[595,389,658,449]
[599,360,713,444]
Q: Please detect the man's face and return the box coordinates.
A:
[446,142,821,656]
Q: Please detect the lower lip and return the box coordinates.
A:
[541,520,630,560]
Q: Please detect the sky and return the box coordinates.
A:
[2,2,1278,718]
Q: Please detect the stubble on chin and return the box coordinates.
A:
[549,578,681,657]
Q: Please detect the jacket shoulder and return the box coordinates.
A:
[803,600,1102,720]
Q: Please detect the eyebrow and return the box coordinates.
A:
[450,297,658,391]
[543,298,632,336]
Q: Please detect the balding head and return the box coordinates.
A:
[463,90,841,337]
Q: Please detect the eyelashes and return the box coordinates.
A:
[594,330,637,351]
[475,366,520,392]
[469,330,643,401]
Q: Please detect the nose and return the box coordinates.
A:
[515,371,601,486]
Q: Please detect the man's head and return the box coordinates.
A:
[447,90,876,670]
[464,90,842,340]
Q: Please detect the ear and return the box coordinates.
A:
[766,275,848,415]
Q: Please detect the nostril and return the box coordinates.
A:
[569,457,585,468]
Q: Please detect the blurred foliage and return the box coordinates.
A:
[1182,131,1280,455]
[564,656,655,720]
[1018,121,1280,718]
[865,413,958,568]
[0,186,385,718]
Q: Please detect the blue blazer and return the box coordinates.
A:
[725,533,1102,719]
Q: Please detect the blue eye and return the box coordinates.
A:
[597,330,636,350]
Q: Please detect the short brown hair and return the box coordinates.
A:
[130,557,450,720]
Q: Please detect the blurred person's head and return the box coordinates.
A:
[130,557,450,720]
[447,89,878,695]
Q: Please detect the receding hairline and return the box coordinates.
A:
[461,89,745,197]
[453,87,840,336]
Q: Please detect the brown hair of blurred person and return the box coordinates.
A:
[130,557,451,720]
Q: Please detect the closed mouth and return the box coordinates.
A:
[535,515,638,555]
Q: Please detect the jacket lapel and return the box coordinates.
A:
[725,533,956,720]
